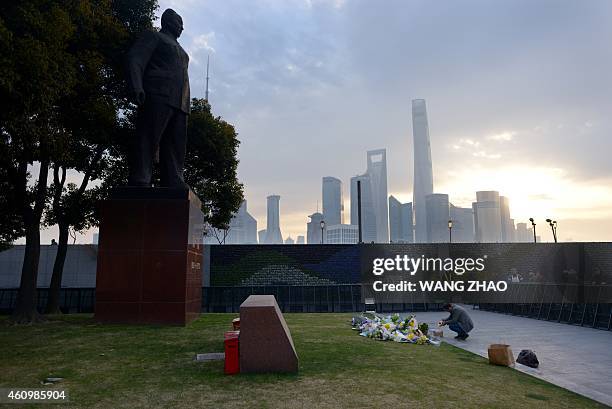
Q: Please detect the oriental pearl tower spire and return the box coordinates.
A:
[205,54,210,101]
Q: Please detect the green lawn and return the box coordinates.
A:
[0,313,605,408]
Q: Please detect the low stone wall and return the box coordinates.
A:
[0,245,98,288]
[208,243,612,287]
[1,242,611,289]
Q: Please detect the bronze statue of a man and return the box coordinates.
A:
[125,8,190,188]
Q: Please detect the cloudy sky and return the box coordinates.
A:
[37,0,612,244]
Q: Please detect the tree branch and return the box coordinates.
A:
[77,145,104,197]
[33,156,49,219]
[15,160,28,215]
[52,164,68,225]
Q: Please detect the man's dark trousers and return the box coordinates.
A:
[448,322,468,338]
[128,100,187,187]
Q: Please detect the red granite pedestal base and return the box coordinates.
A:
[95,187,204,325]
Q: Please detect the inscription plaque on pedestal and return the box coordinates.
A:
[239,295,299,373]
[95,187,204,325]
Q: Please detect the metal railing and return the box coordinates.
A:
[0,285,610,330]
[0,286,440,315]
[476,283,612,330]
[0,288,95,314]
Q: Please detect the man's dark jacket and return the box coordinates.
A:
[126,30,190,114]
[443,305,474,332]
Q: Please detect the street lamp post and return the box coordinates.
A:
[320,220,325,244]
[357,180,362,244]
[546,219,558,243]
[529,218,537,243]
[448,219,453,244]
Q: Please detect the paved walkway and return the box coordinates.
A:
[410,307,612,407]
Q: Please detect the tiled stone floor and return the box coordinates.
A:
[410,307,612,406]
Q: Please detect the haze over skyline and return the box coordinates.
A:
[31,0,612,244]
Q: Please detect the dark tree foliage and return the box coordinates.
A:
[0,0,157,322]
[43,0,157,315]
[0,148,23,251]
[184,98,244,231]
[0,1,78,322]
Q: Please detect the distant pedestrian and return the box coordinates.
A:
[438,303,474,340]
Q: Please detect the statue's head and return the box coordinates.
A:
[161,9,184,39]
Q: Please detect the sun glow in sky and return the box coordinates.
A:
[275,164,612,243]
[439,165,612,227]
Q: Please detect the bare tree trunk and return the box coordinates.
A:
[45,222,69,314]
[12,219,44,323]
[44,149,102,314]
[11,158,49,323]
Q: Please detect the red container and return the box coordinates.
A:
[224,331,240,375]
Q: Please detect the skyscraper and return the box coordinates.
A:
[326,224,359,244]
[264,195,283,244]
[425,193,450,243]
[473,191,502,243]
[515,222,534,242]
[258,230,267,244]
[201,200,258,244]
[322,177,344,226]
[388,195,403,242]
[450,204,474,243]
[350,150,389,243]
[350,173,377,242]
[307,212,325,244]
[412,99,434,243]
[388,195,413,243]
[366,149,389,243]
[499,196,516,242]
[223,200,258,244]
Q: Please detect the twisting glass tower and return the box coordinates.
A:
[412,99,434,243]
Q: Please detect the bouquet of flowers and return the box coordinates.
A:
[351,313,440,346]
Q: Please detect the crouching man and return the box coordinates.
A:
[438,303,474,340]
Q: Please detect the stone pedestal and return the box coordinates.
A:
[95,187,204,325]
[239,295,298,373]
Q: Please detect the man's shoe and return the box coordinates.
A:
[454,335,462,340]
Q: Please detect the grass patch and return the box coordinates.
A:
[0,313,606,408]
[525,393,551,401]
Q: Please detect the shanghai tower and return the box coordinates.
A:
[412,99,434,243]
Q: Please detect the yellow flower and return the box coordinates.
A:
[408,333,415,340]
[384,323,391,329]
